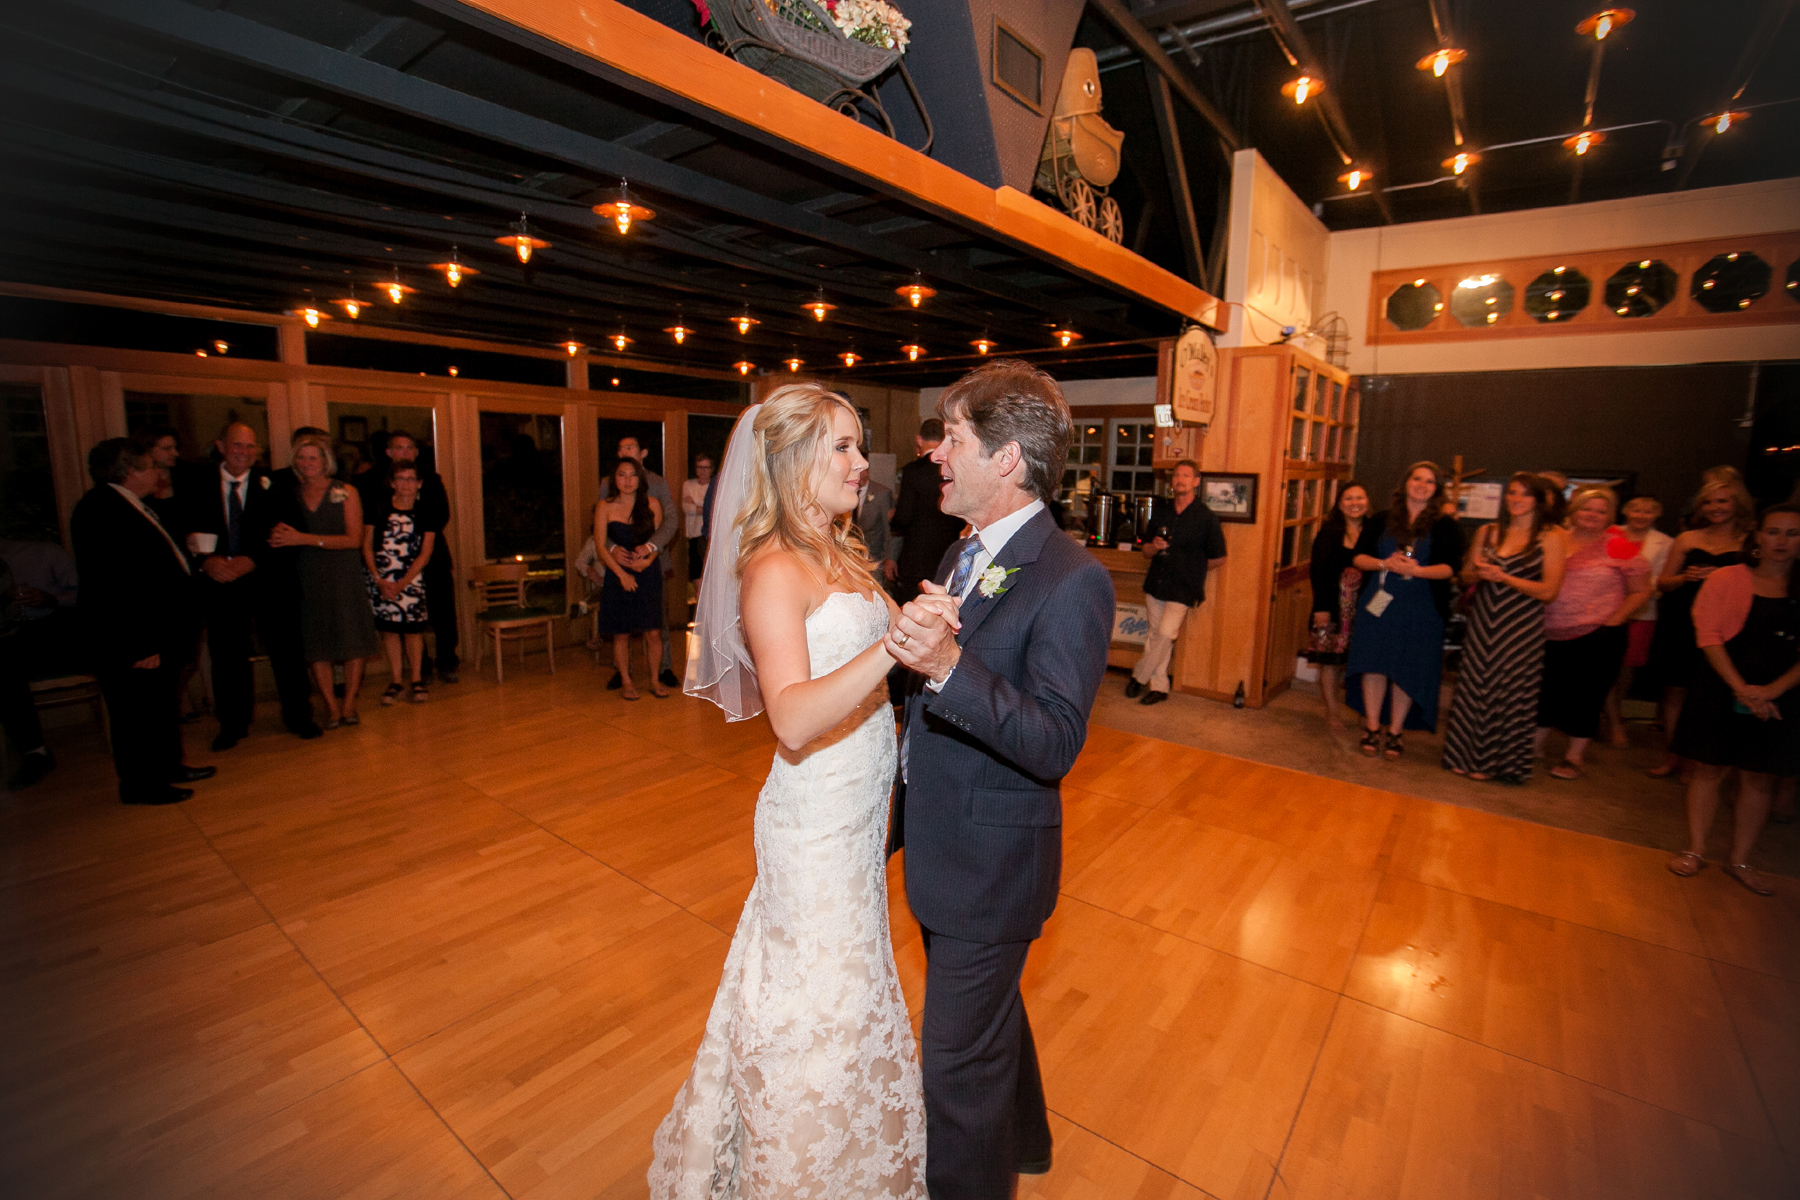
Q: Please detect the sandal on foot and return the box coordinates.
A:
[1549,759,1584,780]
[1360,729,1382,757]
[323,718,343,731]
[1667,851,1706,878]
[1724,862,1776,896]
[1383,731,1404,760]
[410,682,429,703]
[381,683,404,706]
[342,713,360,726]
[620,682,640,701]
[651,684,670,699]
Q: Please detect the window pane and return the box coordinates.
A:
[1330,381,1344,420]
[1,384,58,541]
[1281,524,1297,567]
[1304,479,1318,517]
[480,411,565,611]
[1299,520,1315,562]
[1111,470,1133,492]
[1307,419,1323,461]
[1293,367,1311,412]
[1312,380,1328,415]
[1285,479,1300,520]
[1327,425,1342,462]
[1290,416,1307,460]
[1063,468,1078,489]
[125,391,269,470]
[1115,445,1135,467]
[1134,471,1155,493]
[325,402,441,485]
[1137,445,1154,466]
[1082,445,1102,464]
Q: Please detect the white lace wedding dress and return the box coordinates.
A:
[649,590,926,1198]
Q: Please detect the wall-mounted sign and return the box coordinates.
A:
[1170,326,1218,426]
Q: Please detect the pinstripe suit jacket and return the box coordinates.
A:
[890,506,1114,945]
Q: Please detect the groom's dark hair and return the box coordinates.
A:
[936,361,1072,503]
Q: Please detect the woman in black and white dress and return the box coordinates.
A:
[362,462,439,705]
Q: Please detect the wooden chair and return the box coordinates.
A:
[28,674,109,745]
[468,563,556,682]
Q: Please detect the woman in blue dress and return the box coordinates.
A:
[594,457,667,699]
[1346,461,1466,758]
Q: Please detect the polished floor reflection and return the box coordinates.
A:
[3,654,1794,1199]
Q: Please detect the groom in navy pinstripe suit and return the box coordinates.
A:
[886,362,1114,1198]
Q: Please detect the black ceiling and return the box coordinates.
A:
[0,0,1184,389]
[1092,0,1800,230]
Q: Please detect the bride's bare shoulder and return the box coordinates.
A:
[741,547,822,608]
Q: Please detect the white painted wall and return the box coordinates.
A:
[1325,176,1800,375]
[1219,148,1331,356]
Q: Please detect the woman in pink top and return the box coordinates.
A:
[1667,503,1800,896]
[1534,487,1651,779]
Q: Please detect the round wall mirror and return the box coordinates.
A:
[1449,273,1515,327]
[1691,252,1771,313]
[1604,259,1677,318]
[1385,280,1444,331]
[1524,266,1590,323]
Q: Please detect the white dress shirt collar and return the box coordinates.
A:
[955,498,1045,601]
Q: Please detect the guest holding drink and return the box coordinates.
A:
[1534,487,1651,779]
[1126,460,1226,706]
[363,462,439,705]
[269,435,378,728]
[1666,504,1800,896]
[1441,474,1566,782]
[1306,482,1378,729]
[1647,475,1754,777]
[1346,462,1466,758]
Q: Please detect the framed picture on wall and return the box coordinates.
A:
[1199,472,1258,523]
[338,416,367,444]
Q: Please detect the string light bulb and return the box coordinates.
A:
[839,350,860,368]
[381,267,416,305]
[1563,130,1605,156]
[731,310,760,335]
[294,306,329,328]
[784,356,804,372]
[611,330,633,352]
[1442,152,1480,175]
[331,286,363,320]
[1281,74,1323,105]
[895,273,937,308]
[1576,8,1634,40]
[592,180,654,236]
[562,340,583,357]
[1415,47,1467,77]
[901,343,927,361]
[1712,110,1748,135]
[1337,168,1372,191]
[495,213,550,263]
[663,321,692,344]
[970,336,995,355]
[430,247,479,288]
[734,360,755,375]
[213,340,230,355]
[1052,326,1082,348]
[802,289,837,322]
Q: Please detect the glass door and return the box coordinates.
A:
[479,410,565,612]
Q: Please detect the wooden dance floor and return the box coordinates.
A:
[4,653,1796,1199]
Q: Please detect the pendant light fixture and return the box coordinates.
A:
[1051,325,1082,348]
[496,213,550,263]
[734,360,756,375]
[1281,74,1322,105]
[1442,152,1480,175]
[294,305,330,329]
[784,355,805,373]
[1415,47,1467,77]
[593,180,655,236]
[1711,110,1748,135]
[730,309,760,335]
[562,339,584,357]
[895,272,936,308]
[664,318,693,344]
[969,335,996,355]
[430,247,479,288]
[331,285,363,320]
[381,266,416,305]
[900,342,927,362]
[1337,168,1372,192]
[839,349,860,368]
[611,329,633,352]
[1563,130,1605,156]
[1576,7,1633,40]
[802,289,837,322]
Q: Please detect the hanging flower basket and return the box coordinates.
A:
[702,0,907,99]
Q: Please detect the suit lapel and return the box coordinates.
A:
[955,508,1054,645]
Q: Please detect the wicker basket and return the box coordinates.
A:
[711,0,900,98]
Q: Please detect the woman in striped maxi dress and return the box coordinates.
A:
[1442,474,1566,782]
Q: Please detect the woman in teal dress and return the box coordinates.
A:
[1346,462,1466,758]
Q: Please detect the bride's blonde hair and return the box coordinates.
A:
[736,383,880,595]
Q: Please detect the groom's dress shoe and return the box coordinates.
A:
[1124,678,1145,699]
[1139,690,1170,706]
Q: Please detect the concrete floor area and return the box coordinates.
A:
[1091,670,1800,879]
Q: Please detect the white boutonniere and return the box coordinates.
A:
[976,563,1019,599]
[327,484,347,504]
[259,475,270,490]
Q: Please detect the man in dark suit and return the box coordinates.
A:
[70,439,214,804]
[181,421,317,750]
[886,362,1114,1198]
[888,418,966,605]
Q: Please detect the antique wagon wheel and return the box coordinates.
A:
[1098,195,1123,243]
[1065,177,1097,229]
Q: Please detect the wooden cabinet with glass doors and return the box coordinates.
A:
[1169,344,1357,707]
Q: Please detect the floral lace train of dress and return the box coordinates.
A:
[648,590,926,1199]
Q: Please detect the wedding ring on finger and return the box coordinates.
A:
[895,630,909,647]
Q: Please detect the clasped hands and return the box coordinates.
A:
[885,580,962,684]
[1732,682,1783,722]
[1381,551,1419,577]
[266,521,308,549]
[201,554,254,583]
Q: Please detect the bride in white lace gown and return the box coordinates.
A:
[650,386,928,1198]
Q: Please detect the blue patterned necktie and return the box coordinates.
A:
[945,536,983,599]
